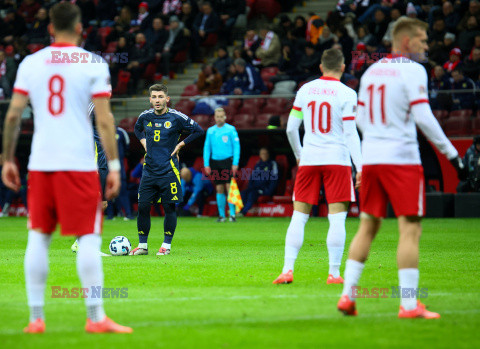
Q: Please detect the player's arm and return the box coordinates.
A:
[134,115,147,152]
[92,97,121,199]
[232,127,240,172]
[171,118,204,157]
[1,92,29,191]
[286,106,303,163]
[342,91,363,173]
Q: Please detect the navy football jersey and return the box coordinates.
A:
[88,102,108,170]
[134,108,199,177]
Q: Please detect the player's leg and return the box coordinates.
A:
[158,203,176,255]
[131,176,157,255]
[225,181,236,221]
[216,183,227,222]
[326,201,349,283]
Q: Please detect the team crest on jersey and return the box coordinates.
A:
[164,121,172,129]
[222,136,229,143]
[419,85,426,94]
[155,123,162,127]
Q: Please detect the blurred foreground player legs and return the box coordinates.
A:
[337,18,466,319]
[273,48,363,285]
[203,108,241,222]
[130,84,204,256]
[1,2,132,333]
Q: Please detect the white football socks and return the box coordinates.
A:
[138,243,148,250]
[326,212,347,278]
[161,242,171,249]
[342,259,365,299]
[399,268,419,310]
[25,230,51,322]
[282,210,309,273]
[77,234,105,322]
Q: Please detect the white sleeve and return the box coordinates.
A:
[404,63,430,106]
[342,90,363,170]
[355,82,367,134]
[90,58,112,98]
[286,115,303,160]
[12,57,30,96]
[412,103,458,160]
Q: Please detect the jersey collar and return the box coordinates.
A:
[319,76,340,82]
[50,42,77,47]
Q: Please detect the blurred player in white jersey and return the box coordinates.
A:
[273,48,363,285]
[1,2,132,333]
[337,18,466,319]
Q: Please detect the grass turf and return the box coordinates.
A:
[0,216,479,348]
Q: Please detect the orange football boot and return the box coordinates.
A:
[337,295,357,316]
[272,270,293,284]
[327,274,344,284]
[24,318,45,333]
[398,301,440,319]
[85,317,133,333]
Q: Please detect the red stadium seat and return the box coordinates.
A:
[472,117,480,135]
[201,33,218,47]
[173,49,188,63]
[443,116,472,136]
[275,155,288,195]
[193,156,204,172]
[243,98,265,110]
[432,110,449,122]
[231,113,254,129]
[27,43,45,53]
[237,105,258,115]
[261,104,284,115]
[175,99,196,115]
[237,155,260,191]
[449,109,473,118]
[192,114,212,129]
[113,70,130,95]
[253,113,271,128]
[228,99,242,109]
[265,98,288,108]
[223,105,238,117]
[142,63,157,82]
[118,117,137,132]
[253,0,282,19]
[182,84,200,96]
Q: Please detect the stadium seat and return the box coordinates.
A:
[173,49,188,63]
[275,155,288,195]
[118,117,137,132]
[193,157,204,172]
[237,155,260,191]
[472,117,480,134]
[265,98,288,108]
[175,99,196,115]
[345,78,359,90]
[192,114,212,129]
[261,104,284,115]
[253,113,271,128]
[432,110,449,123]
[231,113,254,129]
[27,43,45,53]
[201,33,218,47]
[443,116,472,136]
[243,98,265,110]
[223,105,237,117]
[228,99,242,109]
[97,26,112,48]
[237,105,258,115]
[449,109,473,118]
[113,70,130,95]
[142,63,157,82]
[105,41,117,53]
[182,84,199,96]
[253,0,282,19]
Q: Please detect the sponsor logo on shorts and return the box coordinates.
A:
[51,286,128,298]
[350,286,428,299]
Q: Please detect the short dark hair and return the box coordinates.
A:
[452,67,464,75]
[149,84,168,96]
[321,48,344,72]
[49,2,81,33]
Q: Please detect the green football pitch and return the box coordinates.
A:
[0,217,479,348]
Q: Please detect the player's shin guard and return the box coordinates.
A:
[163,203,177,245]
[327,212,348,278]
[137,201,151,244]
[77,234,106,322]
[216,193,226,218]
[25,230,52,322]
[283,211,309,273]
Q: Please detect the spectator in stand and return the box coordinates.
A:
[26,7,49,45]
[255,27,281,67]
[368,9,389,43]
[192,1,220,60]
[292,15,307,39]
[429,18,447,50]
[243,28,261,64]
[382,6,402,47]
[239,148,278,216]
[115,6,132,32]
[144,17,169,60]
[429,65,452,110]
[159,15,188,81]
[271,42,302,83]
[317,26,336,53]
[137,2,153,31]
[214,0,246,44]
[0,50,16,98]
[110,36,130,90]
[430,31,456,66]
[12,38,30,65]
[180,1,195,31]
[126,32,154,94]
[2,9,27,44]
[350,42,369,79]
[213,46,232,80]
[463,47,480,79]
[180,167,214,216]
[83,25,102,52]
[275,14,293,42]
[442,1,461,33]
[353,25,373,47]
[334,26,354,67]
[458,15,480,53]
[76,0,96,27]
[162,0,183,20]
[296,42,321,82]
[443,47,462,73]
[457,136,480,192]
[197,64,223,95]
[224,58,265,95]
[17,0,41,25]
[357,0,394,24]
[406,2,417,18]
[457,0,480,32]
[451,67,476,110]
[306,14,324,45]
[96,0,117,27]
